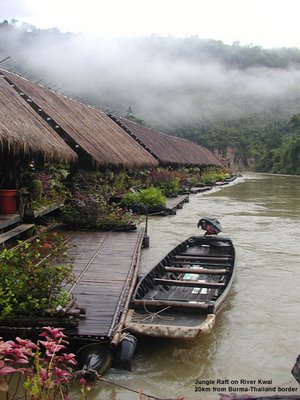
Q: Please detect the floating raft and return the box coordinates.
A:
[0,214,21,230]
[0,228,144,347]
[189,186,212,194]
[64,228,144,343]
[165,194,189,214]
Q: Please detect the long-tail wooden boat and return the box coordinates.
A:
[125,219,236,339]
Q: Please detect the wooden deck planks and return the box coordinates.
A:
[65,228,144,339]
[166,194,188,211]
[0,224,34,245]
[0,214,21,230]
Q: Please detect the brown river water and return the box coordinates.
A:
[71,172,300,400]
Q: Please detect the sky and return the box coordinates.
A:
[1,0,300,49]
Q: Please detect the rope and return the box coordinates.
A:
[136,302,174,323]
[76,370,184,400]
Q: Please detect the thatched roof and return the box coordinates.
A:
[0,74,76,163]
[109,115,224,167]
[2,71,158,169]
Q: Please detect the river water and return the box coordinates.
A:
[74,172,300,400]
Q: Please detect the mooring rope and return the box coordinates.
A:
[77,370,184,400]
[137,303,174,323]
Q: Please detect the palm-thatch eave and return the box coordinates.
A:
[0,73,77,163]
[109,115,224,168]
[1,70,158,169]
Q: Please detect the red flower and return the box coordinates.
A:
[39,367,49,382]
[39,340,66,356]
[79,377,86,385]
[53,367,72,384]
[0,361,16,375]
[15,337,38,350]
[40,327,67,340]
[42,242,52,249]
[56,353,77,366]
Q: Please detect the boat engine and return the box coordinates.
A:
[197,217,222,235]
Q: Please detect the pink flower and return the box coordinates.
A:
[15,337,38,350]
[79,377,86,385]
[40,327,67,340]
[0,329,77,397]
[8,347,30,362]
[0,340,14,355]
[39,340,66,356]
[0,360,16,375]
[56,353,77,366]
[39,367,49,383]
[14,357,29,365]
[53,367,72,384]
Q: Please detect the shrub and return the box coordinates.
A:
[30,179,43,200]
[148,169,188,195]
[62,192,135,229]
[0,235,74,320]
[62,191,100,228]
[96,197,134,228]
[22,164,70,213]
[123,187,166,208]
[159,176,181,195]
[201,170,229,184]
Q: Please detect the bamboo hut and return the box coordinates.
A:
[109,115,224,168]
[1,70,158,170]
[0,74,77,189]
[0,74,76,164]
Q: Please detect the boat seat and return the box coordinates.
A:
[175,255,232,261]
[164,266,228,275]
[153,278,225,289]
[132,298,215,312]
[170,260,231,267]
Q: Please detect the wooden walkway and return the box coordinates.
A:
[165,194,189,214]
[65,228,144,342]
[0,214,21,230]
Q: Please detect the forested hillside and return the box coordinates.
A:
[0,20,299,173]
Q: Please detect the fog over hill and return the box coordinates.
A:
[2,22,300,130]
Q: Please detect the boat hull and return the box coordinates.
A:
[125,309,215,339]
[125,235,235,339]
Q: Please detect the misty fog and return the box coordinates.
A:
[2,25,300,128]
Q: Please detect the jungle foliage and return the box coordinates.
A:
[1,20,300,174]
[167,112,300,174]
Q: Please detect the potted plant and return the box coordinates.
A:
[0,171,18,214]
[123,186,167,213]
[0,158,21,214]
[0,188,18,214]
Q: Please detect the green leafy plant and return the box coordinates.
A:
[62,192,135,230]
[123,187,166,209]
[96,197,135,229]
[0,234,74,320]
[62,191,100,228]
[20,164,71,214]
[201,170,229,184]
[62,168,145,230]
[148,169,184,195]
[159,176,181,196]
